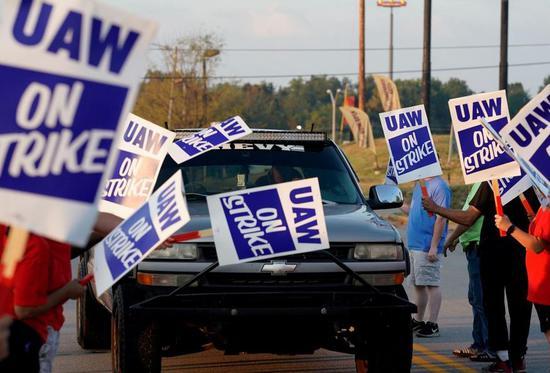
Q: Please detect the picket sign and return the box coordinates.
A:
[0,0,157,247]
[384,159,398,185]
[169,116,252,164]
[498,85,550,197]
[379,105,442,184]
[480,116,549,198]
[207,178,329,266]
[100,113,175,218]
[94,171,190,295]
[448,91,521,185]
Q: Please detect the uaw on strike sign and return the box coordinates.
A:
[499,85,550,196]
[0,0,157,246]
[100,114,175,218]
[449,91,520,184]
[169,116,251,164]
[379,105,442,184]
[207,178,329,266]
[94,171,189,295]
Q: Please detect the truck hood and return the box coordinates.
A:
[178,202,401,244]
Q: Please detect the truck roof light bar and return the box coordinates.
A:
[174,129,327,142]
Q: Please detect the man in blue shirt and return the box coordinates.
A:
[402,176,451,337]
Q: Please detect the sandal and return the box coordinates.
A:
[453,346,480,358]
[470,351,498,363]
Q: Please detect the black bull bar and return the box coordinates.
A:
[130,252,417,319]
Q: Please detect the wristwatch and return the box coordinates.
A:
[506,224,516,237]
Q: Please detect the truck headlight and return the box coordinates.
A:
[353,244,403,260]
[146,243,198,260]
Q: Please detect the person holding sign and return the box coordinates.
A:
[422,185,540,372]
[0,234,86,373]
[494,204,550,349]
[401,176,451,338]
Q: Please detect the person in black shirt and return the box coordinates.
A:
[423,183,539,373]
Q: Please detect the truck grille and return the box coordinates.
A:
[199,243,354,262]
[205,273,348,286]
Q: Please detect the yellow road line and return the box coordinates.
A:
[412,355,446,372]
[414,343,477,373]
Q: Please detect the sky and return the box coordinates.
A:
[6,0,550,95]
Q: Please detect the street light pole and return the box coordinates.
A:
[389,7,394,80]
[327,89,341,142]
[201,48,220,126]
[421,0,432,122]
[167,46,178,129]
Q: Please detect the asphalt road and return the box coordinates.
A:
[54,224,550,372]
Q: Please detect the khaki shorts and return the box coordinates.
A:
[409,249,442,286]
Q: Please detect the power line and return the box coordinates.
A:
[149,43,550,52]
[142,60,550,80]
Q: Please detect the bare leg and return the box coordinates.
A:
[414,285,428,321]
[427,285,442,323]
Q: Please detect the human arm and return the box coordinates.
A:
[443,224,469,257]
[422,197,481,227]
[0,316,11,361]
[427,215,447,262]
[494,215,546,254]
[14,280,85,320]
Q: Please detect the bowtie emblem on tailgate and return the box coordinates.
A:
[261,261,297,276]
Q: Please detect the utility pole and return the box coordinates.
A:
[358,0,365,111]
[167,46,178,129]
[499,0,509,90]
[421,0,431,121]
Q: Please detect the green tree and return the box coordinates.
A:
[539,75,550,92]
[507,82,530,117]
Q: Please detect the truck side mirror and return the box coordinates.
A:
[368,184,403,210]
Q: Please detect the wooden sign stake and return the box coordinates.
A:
[491,180,506,237]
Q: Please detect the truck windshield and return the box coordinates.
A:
[155,142,362,204]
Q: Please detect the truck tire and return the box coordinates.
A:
[76,255,110,350]
[355,312,413,373]
[111,284,161,373]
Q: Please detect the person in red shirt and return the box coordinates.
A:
[495,204,550,347]
[0,233,85,373]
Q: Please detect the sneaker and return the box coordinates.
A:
[453,345,480,358]
[482,360,512,373]
[416,321,440,337]
[512,357,526,373]
[411,318,425,332]
[470,351,498,363]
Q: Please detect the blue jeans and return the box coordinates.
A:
[466,246,489,351]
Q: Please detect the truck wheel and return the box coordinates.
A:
[76,255,110,350]
[111,284,161,373]
[355,312,413,373]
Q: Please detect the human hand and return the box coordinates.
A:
[0,316,11,361]
[422,196,438,214]
[494,214,512,232]
[156,237,176,250]
[443,239,457,257]
[427,249,438,262]
[63,280,86,300]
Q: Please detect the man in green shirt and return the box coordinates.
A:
[444,183,494,362]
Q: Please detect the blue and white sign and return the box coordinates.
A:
[379,105,442,184]
[497,171,532,205]
[0,0,157,245]
[169,116,252,164]
[385,159,397,185]
[207,178,329,266]
[449,90,520,184]
[94,171,189,295]
[100,114,175,218]
[499,85,550,196]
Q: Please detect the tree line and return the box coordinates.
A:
[133,36,549,137]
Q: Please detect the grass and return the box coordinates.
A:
[341,134,470,209]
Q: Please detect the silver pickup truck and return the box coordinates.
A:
[77,130,415,373]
